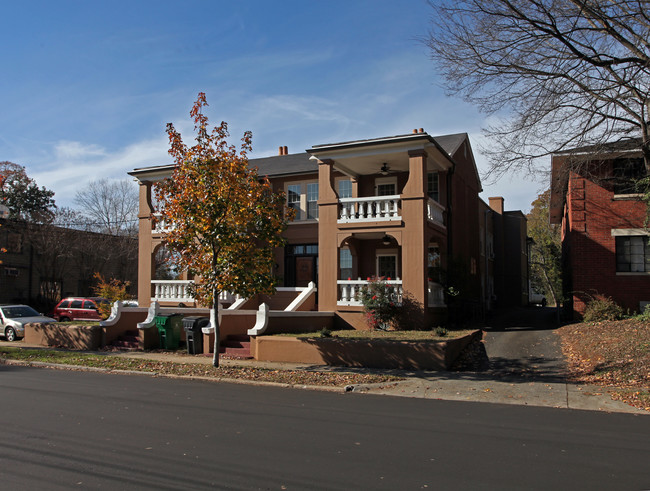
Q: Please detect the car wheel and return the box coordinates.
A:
[5,327,17,342]
[60,317,71,322]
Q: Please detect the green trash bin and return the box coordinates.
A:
[155,314,183,350]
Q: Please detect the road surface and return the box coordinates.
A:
[1,363,648,490]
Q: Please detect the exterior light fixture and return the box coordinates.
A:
[382,234,391,245]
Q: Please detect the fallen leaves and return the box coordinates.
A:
[558,318,650,411]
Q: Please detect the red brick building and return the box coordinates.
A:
[550,139,650,318]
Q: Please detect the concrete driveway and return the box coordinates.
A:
[483,306,566,382]
[357,306,646,414]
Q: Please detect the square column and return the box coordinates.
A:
[317,159,339,311]
[400,150,428,327]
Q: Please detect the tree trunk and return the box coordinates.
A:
[211,291,220,368]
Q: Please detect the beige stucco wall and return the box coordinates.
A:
[252,330,481,370]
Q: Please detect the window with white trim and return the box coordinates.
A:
[376,253,397,279]
[338,179,352,199]
[427,172,439,202]
[375,177,396,196]
[340,248,353,280]
[307,183,319,219]
[286,181,318,221]
[287,184,301,215]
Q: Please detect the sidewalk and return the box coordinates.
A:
[2,340,646,414]
[113,349,647,414]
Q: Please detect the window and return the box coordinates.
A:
[616,236,650,272]
[338,179,352,199]
[612,157,646,194]
[286,182,318,221]
[427,172,439,202]
[287,184,301,214]
[375,177,396,196]
[307,183,319,219]
[340,248,353,280]
[377,254,397,279]
[428,245,440,268]
[83,300,98,310]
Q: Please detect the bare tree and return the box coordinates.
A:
[424,0,650,179]
[74,179,138,236]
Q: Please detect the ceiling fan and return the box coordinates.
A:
[379,163,392,176]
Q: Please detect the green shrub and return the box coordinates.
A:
[583,296,625,322]
[434,326,448,337]
[637,304,650,322]
[317,327,332,338]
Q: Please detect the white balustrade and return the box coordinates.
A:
[338,195,401,223]
[152,213,174,234]
[151,280,240,305]
[152,280,194,303]
[337,279,403,306]
[428,281,446,307]
[427,198,445,227]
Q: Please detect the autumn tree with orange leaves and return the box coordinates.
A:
[155,93,293,367]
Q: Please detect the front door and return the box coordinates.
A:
[295,257,315,287]
[285,244,318,287]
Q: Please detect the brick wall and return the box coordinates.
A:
[566,172,650,315]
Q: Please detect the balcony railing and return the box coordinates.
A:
[337,279,403,306]
[151,280,236,305]
[428,281,446,307]
[338,195,401,224]
[427,198,445,227]
[152,280,193,303]
[152,213,174,234]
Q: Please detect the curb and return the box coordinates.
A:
[1,358,347,393]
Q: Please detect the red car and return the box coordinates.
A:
[51,297,109,322]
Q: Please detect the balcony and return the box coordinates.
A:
[337,279,403,306]
[427,198,445,228]
[338,195,401,224]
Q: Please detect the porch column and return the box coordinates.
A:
[318,159,339,312]
[137,181,154,307]
[401,150,428,327]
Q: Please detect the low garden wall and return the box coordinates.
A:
[251,330,481,371]
[24,323,103,350]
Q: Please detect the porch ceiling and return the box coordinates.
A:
[307,136,454,178]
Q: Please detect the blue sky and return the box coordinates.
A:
[1,0,546,212]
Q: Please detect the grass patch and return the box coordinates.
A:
[278,329,476,341]
[558,318,650,411]
[0,346,401,387]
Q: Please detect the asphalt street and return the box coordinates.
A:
[1,365,649,490]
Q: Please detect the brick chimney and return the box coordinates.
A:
[278,146,288,155]
[489,197,505,214]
